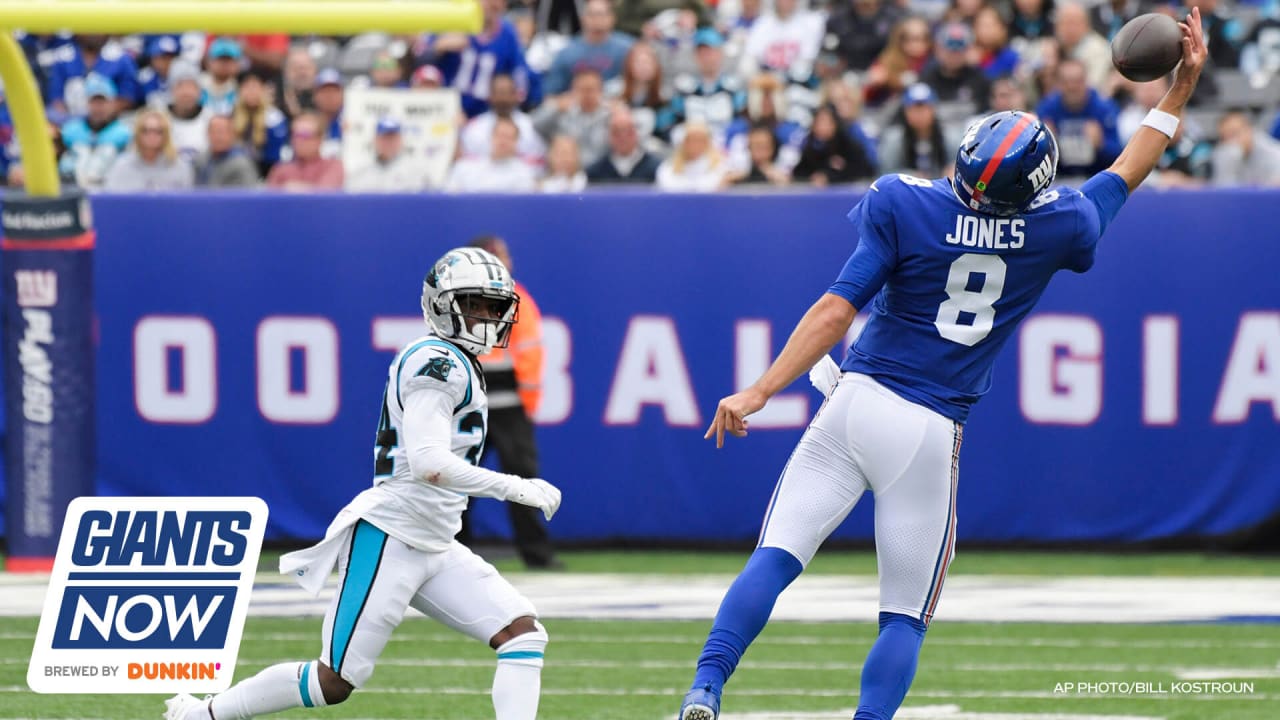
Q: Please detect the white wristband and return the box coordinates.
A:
[1142,109,1179,139]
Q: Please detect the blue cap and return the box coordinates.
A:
[694,28,724,48]
[148,36,180,57]
[937,22,973,51]
[375,117,402,135]
[315,68,342,88]
[83,73,117,100]
[904,82,935,106]
[208,37,242,60]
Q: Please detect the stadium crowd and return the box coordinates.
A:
[4,0,1280,193]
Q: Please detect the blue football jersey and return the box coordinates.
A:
[829,172,1128,423]
[421,21,542,118]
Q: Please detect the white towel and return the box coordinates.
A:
[808,355,842,398]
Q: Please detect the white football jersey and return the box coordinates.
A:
[352,333,489,552]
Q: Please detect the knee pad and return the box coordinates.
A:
[495,623,548,668]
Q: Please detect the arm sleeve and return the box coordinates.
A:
[1079,170,1129,237]
[826,187,897,309]
[401,387,522,498]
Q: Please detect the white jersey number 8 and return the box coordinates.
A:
[934,253,1007,346]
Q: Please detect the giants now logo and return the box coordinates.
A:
[28,497,267,694]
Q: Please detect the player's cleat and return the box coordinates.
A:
[163,692,208,720]
[679,685,721,720]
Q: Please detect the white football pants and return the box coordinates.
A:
[320,520,537,687]
[758,372,962,624]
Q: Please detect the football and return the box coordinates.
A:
[1111,13,1184,82]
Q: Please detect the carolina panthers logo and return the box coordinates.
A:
[418,356,454,382]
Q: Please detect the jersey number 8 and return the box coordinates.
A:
[934,253,1007,346]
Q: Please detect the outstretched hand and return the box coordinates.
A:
[1174,7,1208,89]
[704,388,768,448]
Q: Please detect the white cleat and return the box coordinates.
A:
[163,692,208,720]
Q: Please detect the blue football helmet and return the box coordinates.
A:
[952,110,1058,217]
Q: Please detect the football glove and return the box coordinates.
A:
[505,477,562,521]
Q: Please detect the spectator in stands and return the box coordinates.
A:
[233,69,290,177]
[369,51,408,89]
[138,36,180,108]
[104,109,194,191]
[792,102,875,186]
[585,105,663,183]
[725,73,807,174]
[280,47,318,122]
[921,22,992,110]
[1241,5,1280,78]
[826,0,904,73]
[1055,1,1113,89]
[620,0,711,38]
[238,34,291,76]
[1189,0,1241,69]
[1213,109,1280,186]
[205,37,243,114]
[533,68,611,166]
[195,114,259,188]
[724,123,791,186]
[1146,121,1214,187]
[660,28,746,140]
[166,61,213,161]
[973,6,1021,79]
[462,73,548,164]
[943,0,988,24]
[738,0,825,80]
[447,116,539,191]
[545,0,634,96]
[1035,57,1121,176]
[1090,0,1143,41]
[614,41,667,140]
[540,135,588,191]
[47,35,142,116]
[657,120,727,191]
[416,0,542,118]
[1010,0,1055,39]
[864,16,932,105]
[1116,75,1167,141]
[877,83,962,177]
[347,117,429,192]
[821,77,878,169]
[266,113,344,190]
[721,0,764,68]
[313,68,345,157]
[988,75,1030,112]
[411,64,445,89]
[58,74,132,189]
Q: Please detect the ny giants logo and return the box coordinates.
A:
[28,497,267,694]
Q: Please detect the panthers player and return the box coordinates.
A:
[680,11,1206,720]
[166,248,562,720]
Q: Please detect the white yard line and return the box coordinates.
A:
[5,574,1280,623]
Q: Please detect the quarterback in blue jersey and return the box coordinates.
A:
[679,10,1208,720]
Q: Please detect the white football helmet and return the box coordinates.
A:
[421,248,519,356]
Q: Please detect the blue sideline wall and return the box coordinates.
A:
[0,189,1277,544]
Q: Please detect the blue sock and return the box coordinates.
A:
[690,547,804,694]
[852,612,928,720]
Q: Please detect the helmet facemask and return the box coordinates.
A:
[426,288,519,355]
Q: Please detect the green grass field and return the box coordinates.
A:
[4,550,1279,720]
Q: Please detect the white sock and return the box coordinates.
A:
[207,661,328,719]
[492,627,548,720]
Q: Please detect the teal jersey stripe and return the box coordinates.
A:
[497,650,545,660]
[298,661,314,708]
[330,520,388,674]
